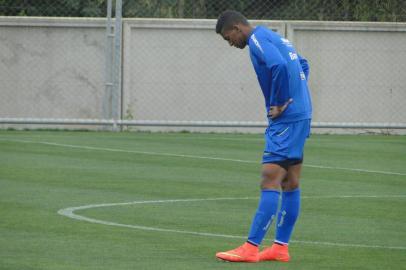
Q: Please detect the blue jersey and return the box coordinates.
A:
[248,26,312,123]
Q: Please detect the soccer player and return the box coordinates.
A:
[214,10,312,263]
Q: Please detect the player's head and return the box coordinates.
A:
[216,10,251,49]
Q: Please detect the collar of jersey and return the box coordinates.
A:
[247,25,261,44]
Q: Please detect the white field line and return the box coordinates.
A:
[57,195,406,251]
[2,138,406,176]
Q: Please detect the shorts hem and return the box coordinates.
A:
[262,158,303,170]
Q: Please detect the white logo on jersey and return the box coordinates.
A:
[251,34,264,54]
[281,38,293,47]
[289,52,298,60]
[300,72,306,80]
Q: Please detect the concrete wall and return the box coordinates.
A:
[0,17,107,120]
[122,19,284,123]
[1,17,405,132]
[287,21,406,124]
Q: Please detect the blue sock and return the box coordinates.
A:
[275,188,301,244]
[247,190,280,246]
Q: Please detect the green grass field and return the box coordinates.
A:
[1,130,405,270]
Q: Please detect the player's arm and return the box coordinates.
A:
[268,59,292,119]
[298,54,310,80]
[250,37,291,118]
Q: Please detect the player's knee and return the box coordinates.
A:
[281,179,289,190]
[261,168,272,181]
[260,169,281,189]
[282,178,300,191]
[260,179,280,190]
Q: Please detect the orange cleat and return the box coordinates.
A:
[259,243,290,262]
[216,242,259,262]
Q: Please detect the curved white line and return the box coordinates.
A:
[57,195,406,251]
[2,139,406,176]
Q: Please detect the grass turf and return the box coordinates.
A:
[0,130,405,270]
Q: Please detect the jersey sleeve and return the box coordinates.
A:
[298,54,310,80]
[249,35,290,106]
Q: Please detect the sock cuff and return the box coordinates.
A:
[281,188,300,199]
[247,240,259,247]
[261,189,280,195]
[282,188,300,194]
[274,240,289,246]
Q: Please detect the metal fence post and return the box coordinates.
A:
[104,0,114,126]
[113,0,123,130]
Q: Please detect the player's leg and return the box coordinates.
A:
[259,163,302,262]
[216,163,286,262]
[247,163,286,245]
[281,162,302,191]
[259,119,310,262]
[277,163,302,243]
[216,122,293,262]
[274,120,309,249]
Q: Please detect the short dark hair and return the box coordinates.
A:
[215,10,249,34]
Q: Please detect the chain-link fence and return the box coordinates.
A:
[1,1,406,132]
[0,0,107,17]
[121,19,406,131]
[123,0,406,22]
[0,1,121,129]
[1,0,405,21]
[0,17,111,127]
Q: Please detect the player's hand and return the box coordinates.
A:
[268,98,293,119]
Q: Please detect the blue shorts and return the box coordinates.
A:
[262,119,311,164]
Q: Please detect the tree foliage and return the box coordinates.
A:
[0,0,405,21]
